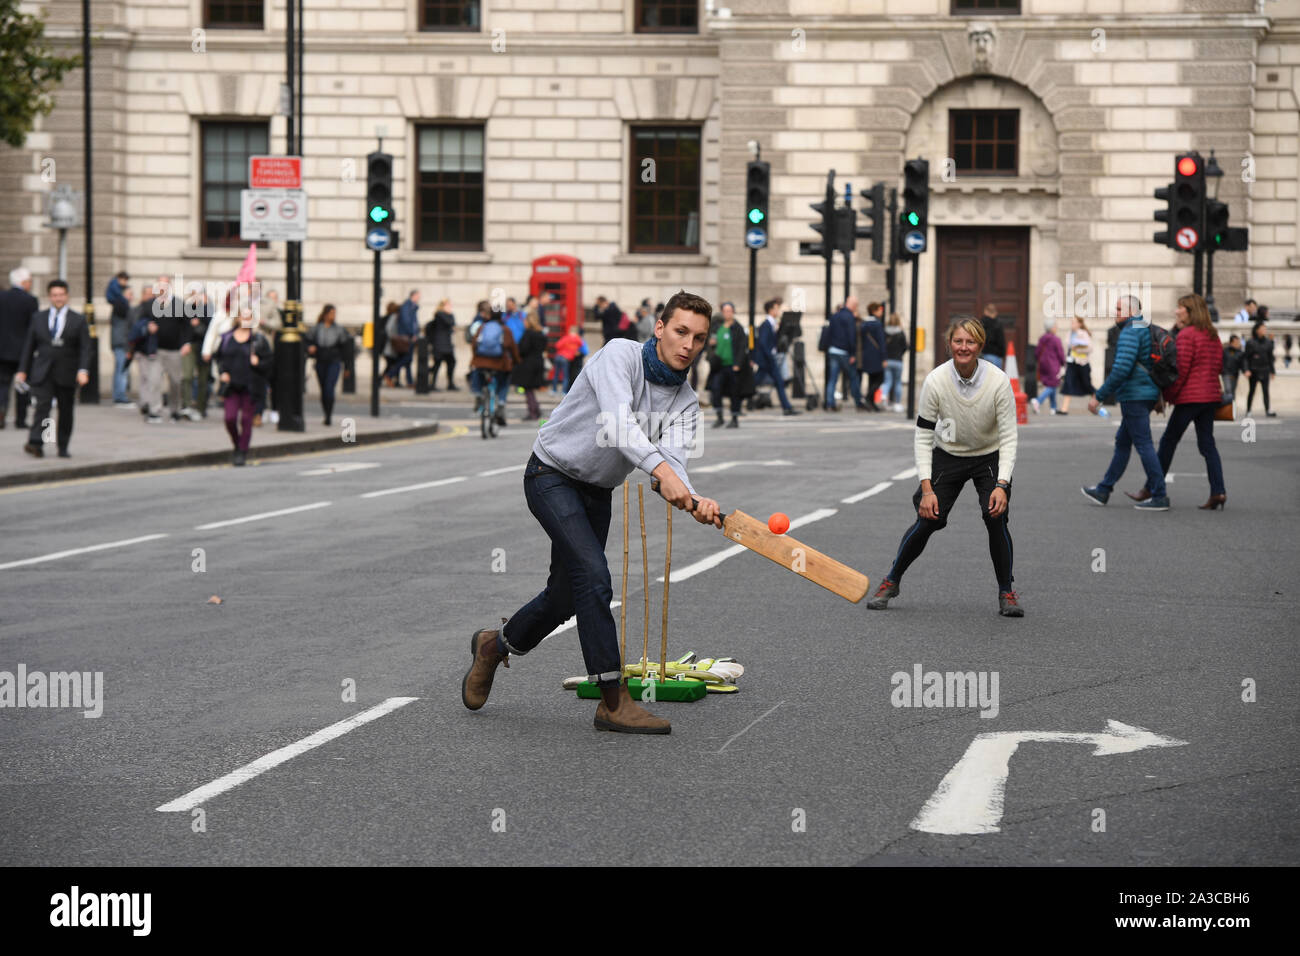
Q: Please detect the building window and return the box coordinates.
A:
[201,121,269,246]
[950,0,1019,13]
[417,125,485,251]
[636,1,698,34]
[419,1,480,31]
[205,1,264,29]
[949,109,1019,175]
[629,126,701,254]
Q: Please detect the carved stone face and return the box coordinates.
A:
[969,26,995,72]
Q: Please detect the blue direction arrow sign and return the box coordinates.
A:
[366,227,392,251]
[745,227,768,250]
[903,229,926,255]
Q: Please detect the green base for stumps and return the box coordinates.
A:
[575,677,707,702]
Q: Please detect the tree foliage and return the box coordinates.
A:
[0,0,83,148]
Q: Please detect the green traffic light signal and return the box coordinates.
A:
[369,205,391,223]
[748,208,764,224]
[905,211,919,226]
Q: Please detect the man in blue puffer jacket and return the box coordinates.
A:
[1081,295,1168,511]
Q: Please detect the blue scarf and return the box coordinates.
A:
[642,336,687,387]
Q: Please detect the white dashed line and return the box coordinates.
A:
[194,501,332,531]
[0,533,170,571]
[478,465,523,477]
[360,476,467,499]
[891,467,918,480]
[841,481,893,504]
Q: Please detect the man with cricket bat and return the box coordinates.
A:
[462,290,722,734]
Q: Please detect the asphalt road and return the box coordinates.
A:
[0,405,1295,866]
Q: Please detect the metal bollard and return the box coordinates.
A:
[415,336,430,394]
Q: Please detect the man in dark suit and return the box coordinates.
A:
[15,279,92,458]
[754,297,798,416]
[0,266,39,429]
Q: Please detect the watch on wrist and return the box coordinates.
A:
[996,480,1010,490]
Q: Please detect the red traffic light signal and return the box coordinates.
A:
[1177,156,1199,177]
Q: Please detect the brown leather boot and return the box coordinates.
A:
[594,682,671,735]
[461,621,509,711]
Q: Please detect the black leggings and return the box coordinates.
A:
[886,448,1015,592]
[432,351,456,388]
[1246,375,1271,413]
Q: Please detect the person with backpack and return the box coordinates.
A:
[1125,294,1226,510]
[1081,295,1169,511]
[470,309,521,425]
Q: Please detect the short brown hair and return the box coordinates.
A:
[1178,293,1214,333]
[982,303,998,318]
[946,315,986,349]
[660,289,712,327]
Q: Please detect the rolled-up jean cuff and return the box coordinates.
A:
[499,624,527,657]
[590,670,623,687]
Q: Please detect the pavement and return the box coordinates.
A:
[0,399,1295,866]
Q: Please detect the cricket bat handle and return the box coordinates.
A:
[650,477,696,511]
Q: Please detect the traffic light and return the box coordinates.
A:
[745,161,770,232]
[1153,182,1174,248]
[366,151,394,232]
[858,182,886,263]
[899,158,929,258]
[834,206,856,253]
[800,186,836,260]
[1169,152,1204,253]
[1204,199,1228,250]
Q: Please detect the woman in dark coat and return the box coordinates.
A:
[510,310,548,421]
[425,298,457,390]
[307,304,353,426]
[1242,319,1276,417]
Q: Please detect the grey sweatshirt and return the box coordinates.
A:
[533,339,699,492]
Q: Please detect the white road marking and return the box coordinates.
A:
[0,533,169,571]
[693,459,795,474]
[910,720,1188,835]
[841,481,893,504]
[1164,472,1206,484]
[478,465,523,477]
[891,466,918,480]
[194,501,332,530]
[360,476,467,498]
[717,701,785,754]
[298,462,381,476]
[661,508,838,583]
[156,697,420,812]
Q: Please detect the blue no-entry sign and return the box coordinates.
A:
[745,227,768,250]
[366,227,392,251]
[904,230,926,254]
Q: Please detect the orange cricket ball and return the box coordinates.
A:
[768,512,790,534]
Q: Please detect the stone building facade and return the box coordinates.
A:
[4,0,1298,378]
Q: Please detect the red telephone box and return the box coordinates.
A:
[529,254,583,352]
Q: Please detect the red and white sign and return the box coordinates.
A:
[249,156,302,189]
[1175,227,1199,251]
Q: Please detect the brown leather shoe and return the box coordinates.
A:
[1124,487,1152,502]
[461,620,509,711]
[594,682,671,734]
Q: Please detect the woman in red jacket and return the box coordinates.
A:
[1128,294,1226,509]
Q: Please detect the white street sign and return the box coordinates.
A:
[241,188,307,242]
[910,720,1187,835]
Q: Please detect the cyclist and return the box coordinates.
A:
[470,309,520,426]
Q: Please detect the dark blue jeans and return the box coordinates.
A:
[825,352,862,408]
[315,360,341,418]
[1099,400,1166,497]
[1154,401,1226,496]
[503,454,621,686]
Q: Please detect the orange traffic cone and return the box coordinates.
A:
[1004,342,1029,424]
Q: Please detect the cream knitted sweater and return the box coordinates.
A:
[914,359,1019,482]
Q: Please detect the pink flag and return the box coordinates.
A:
[235,243,258,284]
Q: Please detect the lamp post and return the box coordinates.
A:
[1204,150,1225,319]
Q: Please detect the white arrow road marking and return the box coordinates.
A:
[842,481,893,504]
[661,507,837,583]
[195,501,332,531]
[156,697,419,812]
[0,533,169,571]
[910,720,1188,835]
[693,459,795,474]
[298,462,381,476]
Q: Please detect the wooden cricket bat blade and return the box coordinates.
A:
[721,509,871,603]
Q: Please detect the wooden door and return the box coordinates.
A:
[933,227,1030,369]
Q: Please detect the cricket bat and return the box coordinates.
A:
[651,479,870,603]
